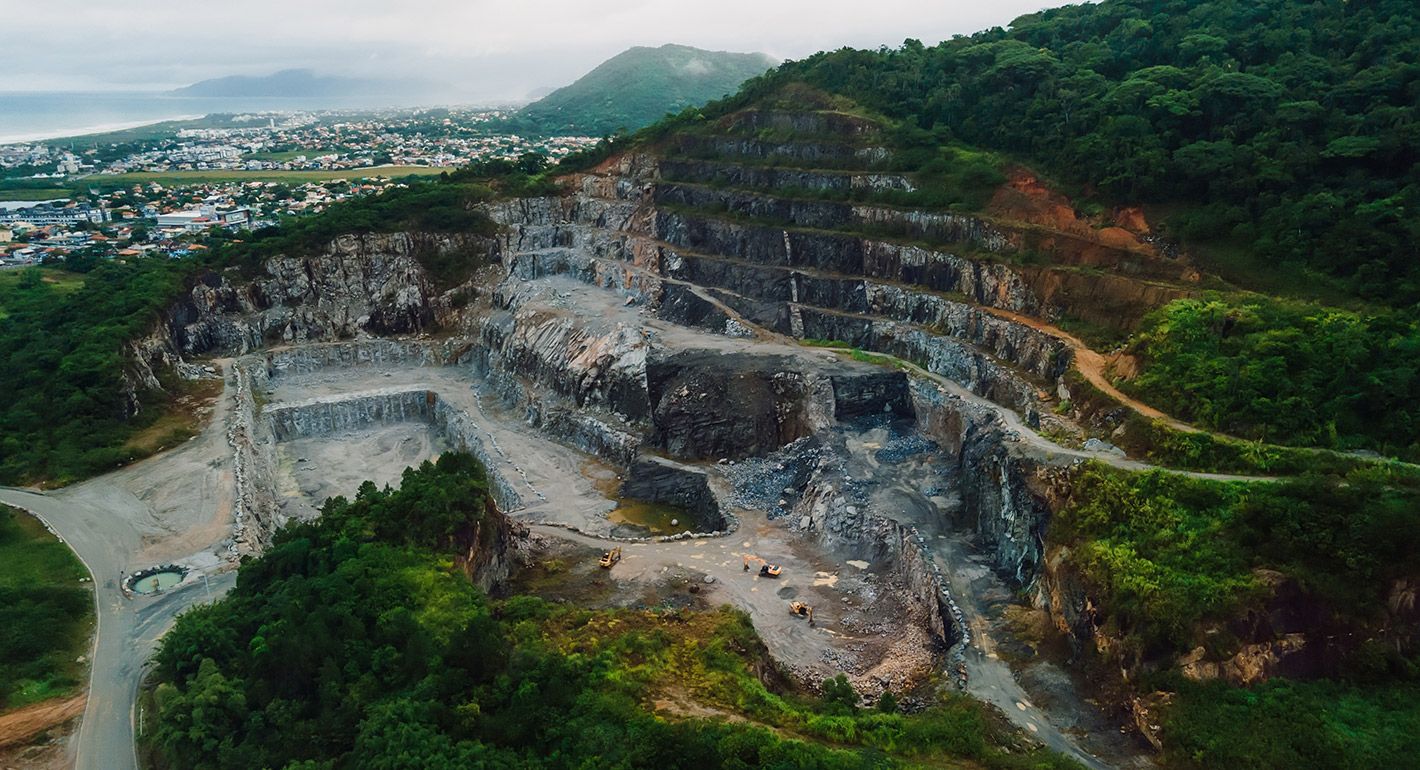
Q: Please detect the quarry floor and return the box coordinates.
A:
[264,365,934,688]
[0,305,1150,770]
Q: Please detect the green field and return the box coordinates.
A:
[0,505,93,711]
[0,188,71,202]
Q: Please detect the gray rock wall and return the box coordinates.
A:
[619,455,726,532]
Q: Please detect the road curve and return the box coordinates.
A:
[0,487,237,770]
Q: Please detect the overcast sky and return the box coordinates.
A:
[8,0,1062,99]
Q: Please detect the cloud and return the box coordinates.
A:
[7,0,1058,98]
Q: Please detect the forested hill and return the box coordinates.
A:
[756,0,1419,306]
[514,44,776,136]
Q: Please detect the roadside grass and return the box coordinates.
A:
[800,337,904,369]
[0,505,94,712]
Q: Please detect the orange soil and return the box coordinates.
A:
[0,695,85,748]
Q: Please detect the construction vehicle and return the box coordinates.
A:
[789,601,815,626]
[599,547,622,568]
[743,554,783,578]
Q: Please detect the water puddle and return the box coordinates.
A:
[130,568,185,594]
[608,499,691,535]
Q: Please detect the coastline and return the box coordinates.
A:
[0,115,204,146]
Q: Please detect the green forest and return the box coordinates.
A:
[147,454,1080,770]
[0,261,192,485]
[1051,464,1420,768]
[509,45,777,137]
[1123,295,1420,458]
[755,0,1420,306]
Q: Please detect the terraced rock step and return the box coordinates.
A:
[659,157,916,195]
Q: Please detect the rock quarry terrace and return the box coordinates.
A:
[6,104,1288,770]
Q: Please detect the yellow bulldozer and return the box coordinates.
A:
[599,547,622,568]
[743,554,783,578]
[789,601,815,626]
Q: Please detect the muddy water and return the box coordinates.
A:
[607,499,691,535]
[131,570,183,594]
[582,459,698,536]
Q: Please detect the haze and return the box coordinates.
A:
[8,0,1059,100]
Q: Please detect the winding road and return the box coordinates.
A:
[0,367,242,770]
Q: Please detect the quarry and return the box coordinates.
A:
[6,101,1242,770]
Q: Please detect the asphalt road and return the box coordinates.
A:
[0,486,237,770]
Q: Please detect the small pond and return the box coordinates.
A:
[608,499,692,536]
[130,569,185,594]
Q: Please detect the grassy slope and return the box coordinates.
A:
[0,505,93,711]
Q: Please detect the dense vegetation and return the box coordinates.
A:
[0,505,92,710]
[1053,464,1420,659]
[1162,678,1420,770]
[149,453,1080,770]
[511,44,776,136]
[1122,295,1420,459]
[0,262,193,484]
[761,0,1420,306]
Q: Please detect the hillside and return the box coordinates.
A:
[13,2,1420,769]
[514,44,776,135]
[762,0,1420,307]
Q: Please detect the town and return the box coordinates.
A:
[0,107,600,268]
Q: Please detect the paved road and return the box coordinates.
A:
[0,487,236,770]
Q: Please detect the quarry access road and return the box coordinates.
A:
[0,487,238,770]
[0,366,242,770]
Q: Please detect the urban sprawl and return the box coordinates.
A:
[0,108,596,267]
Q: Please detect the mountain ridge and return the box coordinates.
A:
[514,43,776,135]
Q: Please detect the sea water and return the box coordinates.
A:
[0,92,442,144]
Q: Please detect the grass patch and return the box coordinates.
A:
[118,376,223,456]
[801,338,903,369]
[0,188,71,201]
[0,505,93,711]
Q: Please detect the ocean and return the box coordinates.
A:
[0,92,444,144]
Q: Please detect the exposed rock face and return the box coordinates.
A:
[168,232,487,356]
[647,352,815,460]
[121,232,495,418]
[619,455,726,531]
[266,388,434,442]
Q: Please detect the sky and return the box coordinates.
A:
[7,0,1062,100]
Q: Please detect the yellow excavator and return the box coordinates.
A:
[599,547,622,568]
[789,601,815,626]
[743,554,783,578]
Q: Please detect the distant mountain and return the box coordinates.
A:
[516,44,776,135]
[170,69,443,99]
